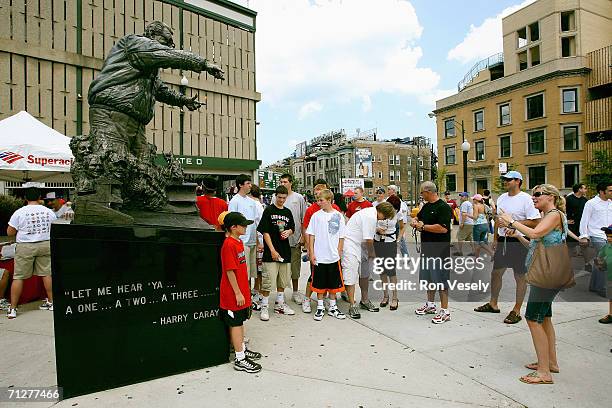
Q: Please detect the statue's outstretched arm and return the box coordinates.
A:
[126,37,224,79]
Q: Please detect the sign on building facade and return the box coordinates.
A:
[355,148,373,178]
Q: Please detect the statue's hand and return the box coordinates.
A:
[204,61,225,80]
[184,95,202,111]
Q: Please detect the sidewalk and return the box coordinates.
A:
[1,260,610,408]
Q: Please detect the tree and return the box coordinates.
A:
[585,149,612,193]
[435,166,447,193]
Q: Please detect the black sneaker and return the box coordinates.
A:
[244,349,262,360]
[234,357,261,373]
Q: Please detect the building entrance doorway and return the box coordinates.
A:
[476,179,488,195]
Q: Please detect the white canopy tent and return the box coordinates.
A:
[0,111,74,185]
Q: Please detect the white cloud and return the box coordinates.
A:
[248,0,441,105]
[417,88,456,108]
[298,101,323,120]
[447,0,537,64]
[405,111,414,117]
[362,95,372,112]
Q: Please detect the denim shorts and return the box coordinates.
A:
[525,286,560,324]
[472,224,489,244]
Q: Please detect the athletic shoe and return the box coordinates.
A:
[274,303,295,315]
[432,310,451,324]
[314,308,325,321]
[415,304,437,315]
[328,308,346,320]
[234,357,261,373]
[244,349,262,360]
[348,305,361,319]
[292,292,303,305]
[7,308,17,319]
[359,300,380,312]
[0,298,9,310]
[302,298,312,313]
[39,301,53,310]
[260,305,270,321]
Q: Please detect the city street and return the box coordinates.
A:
[2,260,609,408]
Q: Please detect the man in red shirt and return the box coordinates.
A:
[345,187,373,219]
[301,181,340,313]
[219,211,262,373]
[196,176,228,230]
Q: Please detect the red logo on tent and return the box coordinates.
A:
[0,151,24,164]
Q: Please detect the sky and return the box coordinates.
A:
[233,0,536,166]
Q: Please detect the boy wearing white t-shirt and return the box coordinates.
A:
[306,190,346,321]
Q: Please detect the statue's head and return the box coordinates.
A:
[144,21,175,48]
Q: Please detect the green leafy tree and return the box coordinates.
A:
[492,163,519,195]
[585,149,612,194]
[435,166,447,193]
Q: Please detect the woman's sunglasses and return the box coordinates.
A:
[532,192,551,197]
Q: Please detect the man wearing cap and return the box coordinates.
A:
[196,176,228,231]
[579,181,612,296]
[372,188,386,207]
[474,171,540,324]
[47,194,69,219]
[456,192,474,256]
[6,184,57,319]
[444,192,459,226]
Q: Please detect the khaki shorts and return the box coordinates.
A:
[456,225,473,241]
[244,245,259,279]
[290,246,302,280]
[261,262,291,292]
[14,241,52,280]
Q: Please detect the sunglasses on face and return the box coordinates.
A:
[532,192,551,197]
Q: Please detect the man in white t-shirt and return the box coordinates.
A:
[341,202,396,319]
[6,185,57,319]
[228,174,260,301]
[474,171,540,324]
[456,192,474,255]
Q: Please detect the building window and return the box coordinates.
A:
[396,170,401,181]
[419,157,424,167]
[389,156,395,166]
[395,155,400,165]
[444,119,455,138]
[562,125,579,150]
[475,140,485,161]
[561,36,576,57]
[389,171,395,182]
[526,93,544,120]
[527,129,545,154]
[561,11,575,32]
[499,103,511,125]
[378,171,383,179]
[563,164,579,189]
[474,110,484,131]
[518,51,528,71]
[529,22,539,41]
[499,135,511,158]
[420,171,424,182]
[446,174,457,192]
[562,88,577,113]
[408,157,412,166]
[517,27,528,48]
[528,166,546,189]
[530,45,540,66]
[445,145,456,165]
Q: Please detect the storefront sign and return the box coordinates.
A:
[341,178,365,194]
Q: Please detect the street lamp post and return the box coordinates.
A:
[460,120,470,193]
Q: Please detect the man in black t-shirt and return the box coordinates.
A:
[257,185,296,320]
[410,181,452,324]
[566,183,588,246]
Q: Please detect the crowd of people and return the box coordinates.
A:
[209,172,611,380]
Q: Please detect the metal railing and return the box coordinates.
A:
[457,52,504,92]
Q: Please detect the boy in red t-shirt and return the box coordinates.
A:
[196,177,228,230]
[219,211,262,373]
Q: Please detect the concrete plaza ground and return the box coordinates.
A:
[1,255,610,408]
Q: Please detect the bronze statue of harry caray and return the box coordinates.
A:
[70,21,224,223]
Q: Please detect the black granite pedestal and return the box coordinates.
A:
[50,223,228,399]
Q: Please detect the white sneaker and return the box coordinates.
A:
[313,308,325,321]
[39,300,53,310]
[260,305,270,321]
[274,302,295,315]
[302,298,312,313]
[7,307,17,319]
[292,292,303,305]
[328,307,346,320]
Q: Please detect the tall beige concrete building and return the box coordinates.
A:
[0,0,260,192]
[433,0,611,195]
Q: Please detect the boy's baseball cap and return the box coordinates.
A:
[458,192,469,197]
[601,224,612,234]
[501,170,523,180]
[220,211,253,228]
[376,187,385,194]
